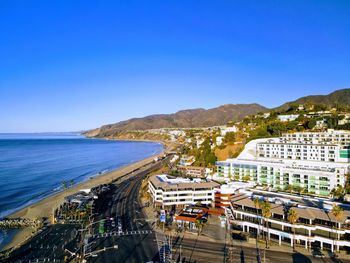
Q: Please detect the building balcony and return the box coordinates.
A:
[232,218,350,246]
[232,208,348,234]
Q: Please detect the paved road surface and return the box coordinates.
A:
[6,153,350,263]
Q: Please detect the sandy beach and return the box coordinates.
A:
[2,140,172,251]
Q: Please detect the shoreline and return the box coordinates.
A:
[1,138,173,252]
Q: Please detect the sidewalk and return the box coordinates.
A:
[235,237,350,261]
[201,215,227,241]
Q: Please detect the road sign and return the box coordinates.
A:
[160,210,166,222]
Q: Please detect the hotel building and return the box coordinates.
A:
[216,130,350,197]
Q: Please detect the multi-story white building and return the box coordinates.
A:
[216,130,350,197]
[229,193,350,252]
[281,130,350,146]
[148,174,219,208]
[217,158,348,196]
[258,130,350,163]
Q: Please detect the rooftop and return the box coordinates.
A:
[149,174,219,190]
[220,156,349,170]
[231,193,350,224]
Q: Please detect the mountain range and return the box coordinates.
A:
[276,88,350,110]
[85,88,350,137]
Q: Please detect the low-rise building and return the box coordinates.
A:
[179,155,196,166]
[315,119,328,129]
[263,112,271,118]
[339,115,350,126]
[229,193,350,252]
[220,126,238,136]
[298,104,305,111]
[216,136,224,146]
[174,206,207,229]
[277,114,299,122]
[148,174,220,208]
[178,165,206,178]
[196,138,205,148]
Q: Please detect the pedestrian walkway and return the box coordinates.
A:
[92,229,153,239]
[201,215,226,241]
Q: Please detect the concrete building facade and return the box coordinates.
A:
[216,131,350,197]
[148,174,219,208]
[229,194,350,252]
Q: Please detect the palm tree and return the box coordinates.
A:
[254,197,262,241]
[261,201,272,248]
[195,219,205,235]
[287,208,299,252]
[331,205,344,255]
[331,186,345,200]
[285,184,293,193]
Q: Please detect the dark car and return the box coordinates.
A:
[312,249,325,258]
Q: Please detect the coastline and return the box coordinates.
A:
[1,138,173,252]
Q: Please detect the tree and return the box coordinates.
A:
[307,119,316,129]
[194,137,217,166]
[285,184,293,193]
[267,122,287,136]
[195,219,206,235]
[228,149,234,158]
[261,201,272,248]
[254,198,262,242]
[243,175,250,182]
[345,174,350,194]
[287,208,299,252]
[331,185,345,200]
[331,205,344,255]
[224,132,236,144]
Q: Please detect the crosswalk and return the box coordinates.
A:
[92,229,152,239]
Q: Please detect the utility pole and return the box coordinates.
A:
[263,248,266,263]
[180,244,182,263]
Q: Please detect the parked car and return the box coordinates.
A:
[312,249,325,258]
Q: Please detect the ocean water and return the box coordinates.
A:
[0,133,163,248]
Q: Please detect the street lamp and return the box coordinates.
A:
[82,245,118,262]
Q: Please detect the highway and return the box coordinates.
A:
[82,155,172,262]
[87,171,159,263]
[6,152,350,263]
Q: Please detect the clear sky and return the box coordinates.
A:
[1,0,349,132]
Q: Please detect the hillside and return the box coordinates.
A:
[85,103,267,137]
[84,88,350,138]
[275,88,350,110]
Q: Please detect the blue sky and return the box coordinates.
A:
[1,1,349,132]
